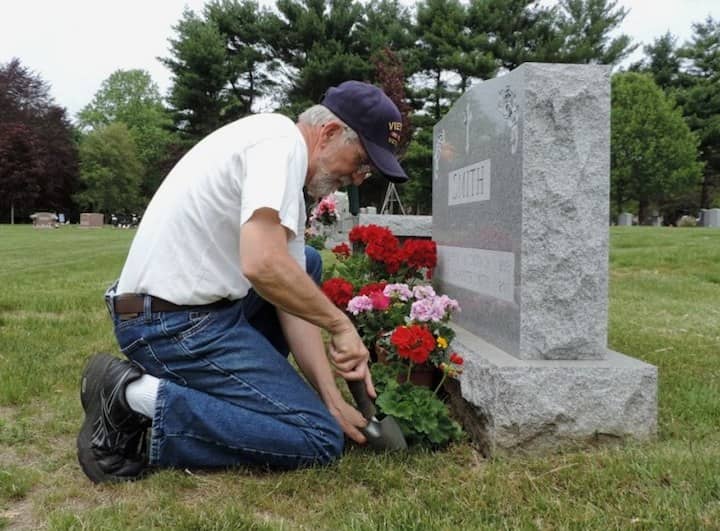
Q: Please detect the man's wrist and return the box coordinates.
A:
[327,311,352,336]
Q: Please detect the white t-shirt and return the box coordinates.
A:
[117,113,308,304]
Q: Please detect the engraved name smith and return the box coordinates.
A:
[448,160,491,206]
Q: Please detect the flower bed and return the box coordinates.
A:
[322,224,465,447]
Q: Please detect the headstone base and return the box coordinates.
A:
[446,324,657,456]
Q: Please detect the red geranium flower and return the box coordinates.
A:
[402,239,437,270]
[449,352,464,365]
[358,281,388,296]
[348,225,366,244]
[332,242,351,258]
[390,324,436,364]
[351,224,396,247]
[321,277,354,309]
[366,231,400,268]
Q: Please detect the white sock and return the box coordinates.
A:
[125,374,160,420]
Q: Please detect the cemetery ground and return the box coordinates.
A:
[1,225,719,530]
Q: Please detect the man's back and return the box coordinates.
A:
[117,113,308,304]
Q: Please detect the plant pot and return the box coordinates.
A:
[397,362,441,388]
[374,343,441,389]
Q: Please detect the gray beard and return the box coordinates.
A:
[307,171,352,200]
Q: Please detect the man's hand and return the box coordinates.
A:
[328,324,376,398]
[324,394,370,444]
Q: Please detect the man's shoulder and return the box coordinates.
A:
[235,112,296,132]
[205,113,300,148]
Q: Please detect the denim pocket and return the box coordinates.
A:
[157,311,211,340]
[181,311,215,340]
[115,314,145,330]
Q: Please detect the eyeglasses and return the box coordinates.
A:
[354,149,373,181]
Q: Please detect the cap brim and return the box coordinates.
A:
[359,137,408,184]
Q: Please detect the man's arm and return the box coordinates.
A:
[239,207,370,381]
[277,310,371,444]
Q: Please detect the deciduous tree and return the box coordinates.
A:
[75,123,143,215]
[0,59,78,223]
[78,69,175,200]
[611,72,702,222]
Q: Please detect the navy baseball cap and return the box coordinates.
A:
[320,81,409,183]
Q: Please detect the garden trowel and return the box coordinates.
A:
[348,380,407,451]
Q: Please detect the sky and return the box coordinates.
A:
[0,0,717,120]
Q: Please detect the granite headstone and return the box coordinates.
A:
[79,213,104,228]
[434,63,609,361]
[617,212,633,226]
[30,212,57,228]
[702,208,720,227]
[433,63,657,454]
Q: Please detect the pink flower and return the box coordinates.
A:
[318,195,336,214]
[383,283,412,301]
[412,285,436,300]
[311,195,338,225]
[346,295,373,315]
[409,298,446,322]
[437,295,461,313]
[370,291,391,311]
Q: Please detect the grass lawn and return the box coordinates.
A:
[1,224,719,530]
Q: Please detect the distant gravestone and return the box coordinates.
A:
[617,212,633,226]
[650,210,663,227]
[433,63,657,454]
[324,191,353,249]
[702,208,720,227]
[79,213,104,228]
[30,212,57,229]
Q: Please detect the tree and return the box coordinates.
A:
[0,122,44,222]
[205,0,282,115]
[630,32,682,92]
[0,59,78,223]
[556,0,636,65]
[611,72,703,222]
[162,9,232,139]
[78,69,175,200]
[162,2,281,140]
[271,0,371,112]
[75,123,143,215]
[676,17,720,208]
[413,0,495,122]
[356,0,415,61]
[467,0,563,71]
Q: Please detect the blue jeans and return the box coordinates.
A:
[107,247,343,470]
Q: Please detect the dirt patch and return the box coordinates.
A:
[2,497,37,531]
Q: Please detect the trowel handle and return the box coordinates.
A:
[348,380,377,420]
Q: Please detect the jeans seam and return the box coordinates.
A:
[149,380,168,465]
[162,432,327,461]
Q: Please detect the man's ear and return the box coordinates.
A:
[320,121,343,146]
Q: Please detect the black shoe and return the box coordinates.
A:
[77,353,152,483]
